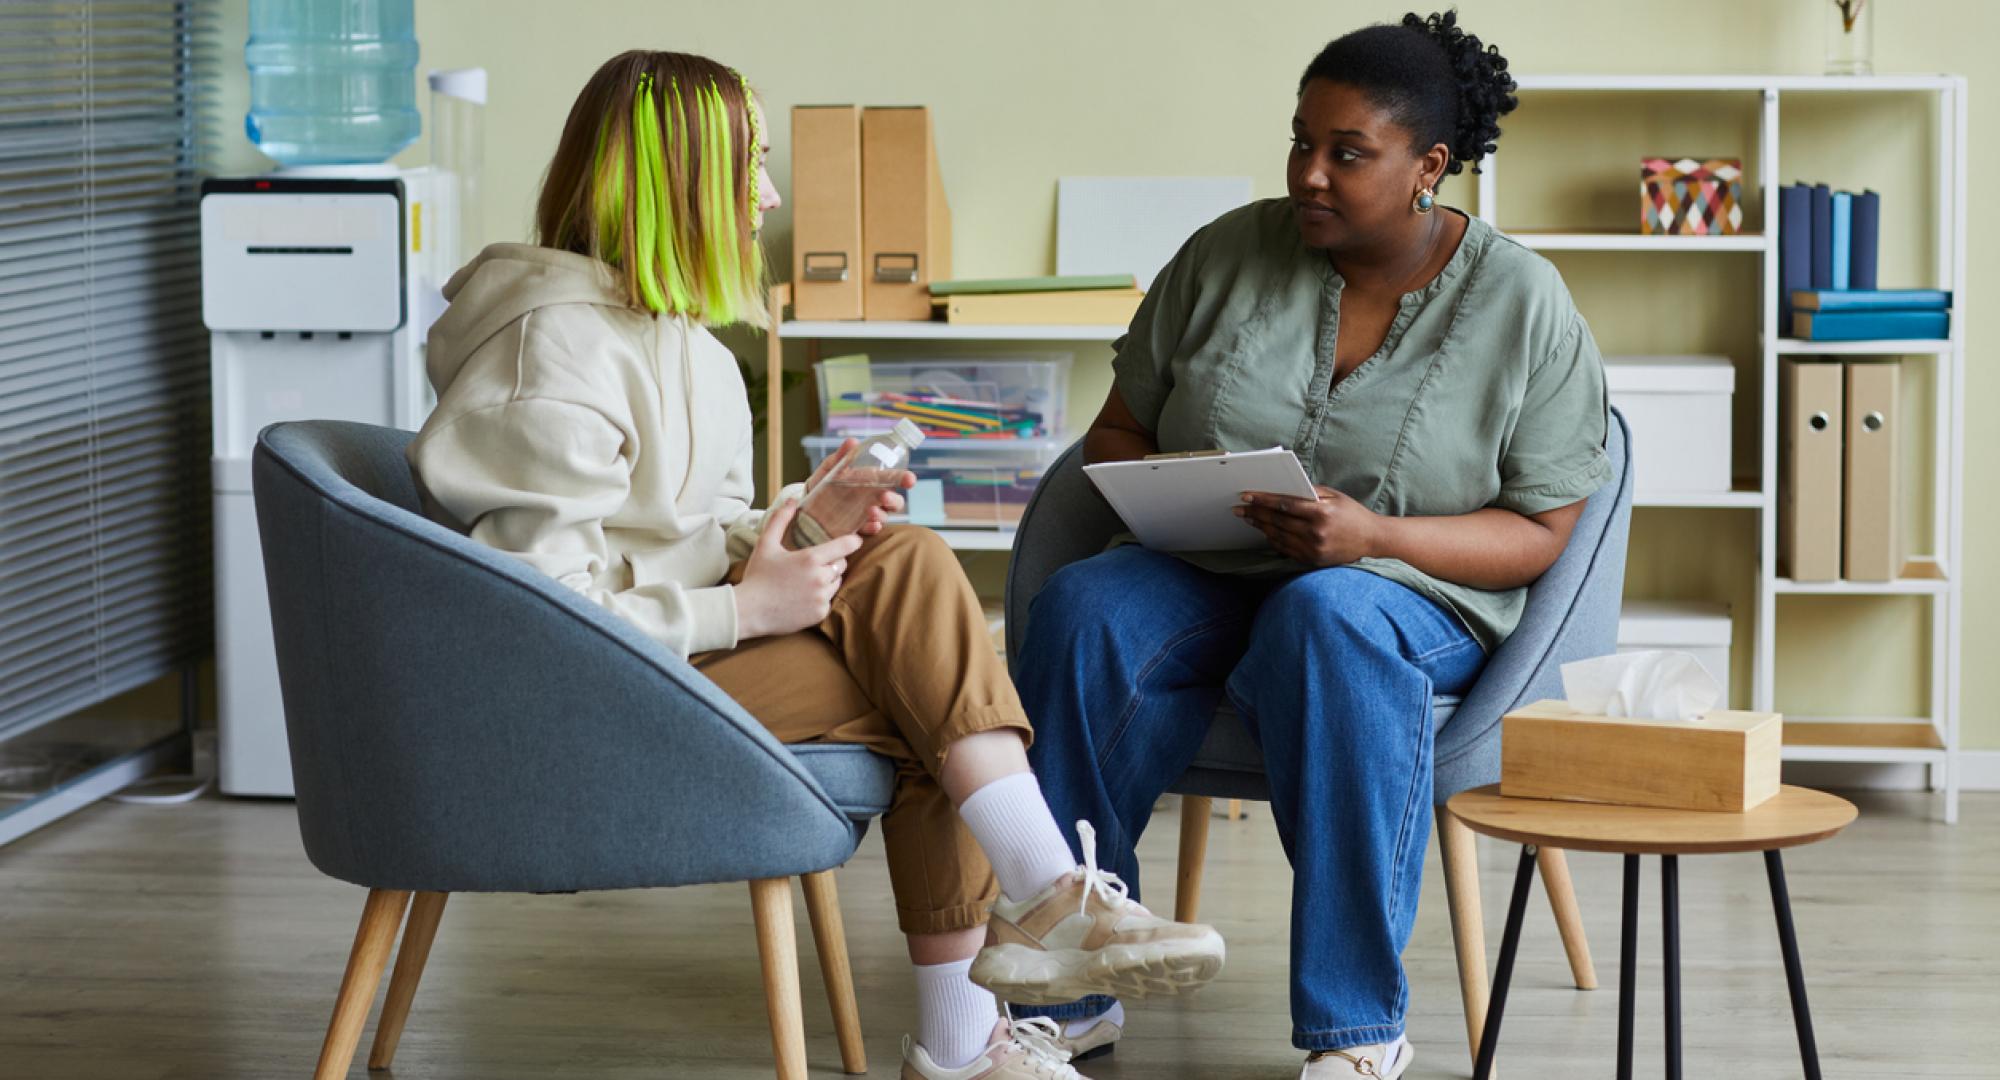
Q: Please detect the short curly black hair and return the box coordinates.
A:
[1298,10,1518,182]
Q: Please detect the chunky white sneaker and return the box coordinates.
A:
[1300,1035,1412,1079]
[969,820,1225,1005]
[902,1015,1088,1079]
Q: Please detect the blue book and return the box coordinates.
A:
[1810,183,1833,290]
[1779,184,1812,324]
[1831,192,1853,290]
[1790,309,1949,341]
[1851,190,1881,291]
[1792,288,1951,312]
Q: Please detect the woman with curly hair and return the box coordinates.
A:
[1012,13,1611,1078]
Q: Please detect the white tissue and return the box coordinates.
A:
[1559,650,1723,721]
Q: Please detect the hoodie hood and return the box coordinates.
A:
[425,242,632,391]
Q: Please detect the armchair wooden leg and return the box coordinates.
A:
[368,890,449,1070]
[1536,847,1598,990]
[750,878,808,1080]
[800,871,867,1075]
[1176,796,1214,923]
[1437,809,1491,1074]
[314,889,410,1080]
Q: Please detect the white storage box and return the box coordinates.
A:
[804,434,1063,531]
[1617,600,1733,705]
[813,357,1071,442]
[1604,355,1735,495]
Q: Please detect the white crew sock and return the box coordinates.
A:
[1065,1000,1125,1038]
[956,771,1079,903]
[914,958,998,1070]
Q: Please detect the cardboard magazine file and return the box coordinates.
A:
[791,105,863,320]
[861,106,951,320]
[1501,700,1782,812]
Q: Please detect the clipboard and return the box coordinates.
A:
[1083,447,1318,551]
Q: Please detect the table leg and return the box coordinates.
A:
[1618,854,1639,1080]
[1662,854,1682,1080]
[1765,850,1824,1080]
[1472,844,1539,1080]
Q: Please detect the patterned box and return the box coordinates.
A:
[1640,157,1744,236]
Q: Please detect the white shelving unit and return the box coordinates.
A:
[761,284,1122,553]
[1478,74,1967,821]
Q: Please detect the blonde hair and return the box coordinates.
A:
[535,50,767,327]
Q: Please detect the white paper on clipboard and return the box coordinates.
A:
[1083,447,1318,551]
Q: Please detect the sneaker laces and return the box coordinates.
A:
[1073,819,1137,918]
[1003,1013,1081,1078]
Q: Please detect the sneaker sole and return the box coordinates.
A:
[968,935,1225,1005]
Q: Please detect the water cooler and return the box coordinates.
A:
[200,2,485,795]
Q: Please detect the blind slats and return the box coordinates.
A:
[0,0,213,740]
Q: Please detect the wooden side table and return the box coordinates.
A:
[1445,784,1857,1080]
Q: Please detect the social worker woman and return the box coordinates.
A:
[405,50,1222,1080]
[1012,13,1613,1080]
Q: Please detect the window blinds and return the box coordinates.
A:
[0,1,215,740]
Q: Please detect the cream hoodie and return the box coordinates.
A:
[409,243,794,657]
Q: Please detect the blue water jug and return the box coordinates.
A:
[245,0,421,166]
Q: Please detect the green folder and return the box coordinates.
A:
[926,273,1137,297]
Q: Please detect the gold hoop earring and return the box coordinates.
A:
[1413,187,1436,214]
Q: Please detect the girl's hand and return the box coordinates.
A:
[856,470,916,536]
[805,437,916,537]
[1234,485,1384,568]
[734,501,865,639]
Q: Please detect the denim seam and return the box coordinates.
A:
[1098,612,1248,769]
[1293,1019,1407,1050]
[1380,671,1432,955]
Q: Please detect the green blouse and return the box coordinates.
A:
[1111,200,1613,652]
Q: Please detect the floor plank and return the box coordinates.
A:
[0,791,1992,1078]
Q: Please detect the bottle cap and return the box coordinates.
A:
[893,417,926,447]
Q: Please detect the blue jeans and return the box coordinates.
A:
[1012,545,1484,1052]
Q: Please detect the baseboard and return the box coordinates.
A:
[1783,751,2000,792]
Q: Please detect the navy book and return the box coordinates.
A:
[1810,183,1833,290]
[1851,190,1881,291]
[1780,184,1812,324]
[1791,309,1949,341]
[1792,289,1951,312]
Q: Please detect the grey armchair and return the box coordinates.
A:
[1005,409,1635,1069]
[252,420,891,1080]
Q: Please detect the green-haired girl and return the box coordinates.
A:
[407,50,1222,1080]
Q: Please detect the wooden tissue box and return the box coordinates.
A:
[1501,700,1782,812]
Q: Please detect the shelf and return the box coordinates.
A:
[1515,74,1962,93]
[1781,716,1945,764]
[1506,231,1766,253]
[934,529,1016,552]
[1773,338,1952,356]
[1634,484,1764,509]
[781,320,1125,342]
[1775,558,1949,596]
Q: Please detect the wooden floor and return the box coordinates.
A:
[1,790,1993,1079]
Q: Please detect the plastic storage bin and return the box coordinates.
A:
[1617,600,1733,705]
[1604,355,1735,495]
[803,434,1063,531]
[813,357,1070,443]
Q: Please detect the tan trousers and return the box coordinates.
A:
[693,525,1032,935]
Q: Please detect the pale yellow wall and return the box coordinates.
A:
[208,0,1998,747]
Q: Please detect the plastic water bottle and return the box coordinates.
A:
[245,0,421,166]
[787,420,926,550]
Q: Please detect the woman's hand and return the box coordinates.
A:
[806,437,916,537]
[1235,485,1383,568]
[734,501,865,639]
